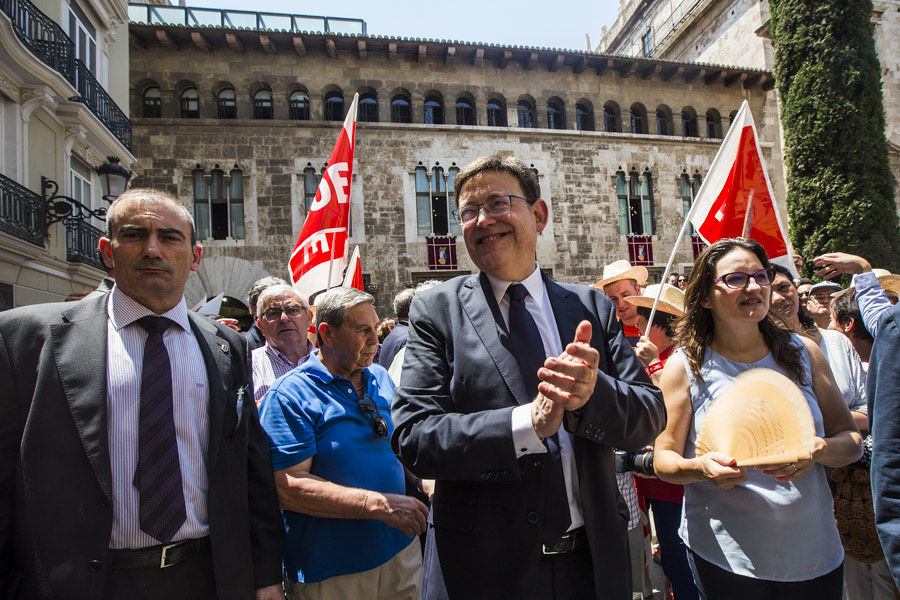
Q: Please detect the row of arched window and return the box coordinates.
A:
[140,82,731,138]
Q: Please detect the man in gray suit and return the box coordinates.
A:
[392,154,666,600]
[0,189,283,599]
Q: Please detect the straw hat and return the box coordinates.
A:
[624,284,685,317]
[593,260,649,289]
[872,268,900,295]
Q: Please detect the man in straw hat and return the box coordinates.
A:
[625,284,685,386]
[593,260,649,347]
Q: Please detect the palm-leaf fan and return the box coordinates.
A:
[695,368,816,467]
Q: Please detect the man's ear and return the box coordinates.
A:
[99,237,113,267]
[842,317,855,334]
[190,244,202,272]
[532,198,549,233]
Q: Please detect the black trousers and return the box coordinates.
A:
[103,542,217,600]
[536,545,596,600]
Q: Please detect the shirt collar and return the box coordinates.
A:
[301,350,372,390]
[107,286,191,332]
[484,264,547,310]
[264,339,315,366]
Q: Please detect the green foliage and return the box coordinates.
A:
[770,0,899,272]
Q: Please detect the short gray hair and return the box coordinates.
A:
[315,287,375,344]
[248,276,289,309]
[392,288,416,320]
[105,188,197,245]
[256,284,308,314]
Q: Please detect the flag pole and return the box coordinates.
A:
[741,190,756,238]
[643,185,703,338]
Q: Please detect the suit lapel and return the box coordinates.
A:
[544,274,583,351]
[188,312,232,474]
[459,273,532,406]
[52,294,113,501]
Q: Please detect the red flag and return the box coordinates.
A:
[289,93,359,302]
[342,245,364,291]
[689,100,797,276]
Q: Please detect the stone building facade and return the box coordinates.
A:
[0,0,134,309]
[129,6,777,313]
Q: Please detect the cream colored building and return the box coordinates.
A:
[0,0,135,308]
[128,4,778,313]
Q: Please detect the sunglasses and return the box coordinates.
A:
[358,395,388,438]
[713,268,775,290]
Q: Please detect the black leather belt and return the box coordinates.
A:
[542,526,589,555]
[109,537,209,569]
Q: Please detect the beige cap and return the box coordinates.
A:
[593,259,649,289]
[872,269,900,295]
[624,284,685,317]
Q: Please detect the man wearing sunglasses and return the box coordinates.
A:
[392,154,665,600]
[251,284,314,405]
[259,287,428,600]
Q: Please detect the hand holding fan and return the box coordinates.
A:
[695,368,817,467]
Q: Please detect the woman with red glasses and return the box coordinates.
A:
[652,237,862,599]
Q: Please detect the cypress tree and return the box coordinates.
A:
[769,0,899,272]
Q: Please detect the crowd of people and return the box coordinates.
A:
[2,153,900,600]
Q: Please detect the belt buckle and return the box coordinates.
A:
[542,535,572,555]
[159,542,180,568]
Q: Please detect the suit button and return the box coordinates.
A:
[99,497,109,507]
[527,511,539,524]
[480,473,489,480]
[88,560,101,572]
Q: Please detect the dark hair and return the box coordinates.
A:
[454,153,540,205]
[831,288,874,343]
[635,306,676,338]
[770,264,817,331]
[674,238,806,384]
[105,188,197,245]
[392,288,416,320]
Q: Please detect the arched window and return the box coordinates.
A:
[415,165,462,236]
[616,169,655,236]
[487,97,506,127]
[303,165,319,212]
[180,87,199,118]
[324,91,344,121]
[682,107,699,137]
[424,94,444,125]
[706,109,722,139]
[359,92,378,122]
[517,99,535,128]
[681,172,702,236]
[289,91,310,120]
[217,87,236,119]
[142,86,161,118]
[456,97,476,126]
[630,103,647,134]
[253,89,273,119]
[391,94,412,123]
[603,102,620,132]
[547,99,565,130]
[575,102,594,131]
[193,165,244,239]
[656,105,672,135]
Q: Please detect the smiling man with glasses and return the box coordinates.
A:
[251,284,314,405]
[259,287,428,600]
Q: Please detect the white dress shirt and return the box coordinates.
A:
[484,266,585,532]
[106,288,210,549]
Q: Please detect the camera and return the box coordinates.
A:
[614,450,655,476]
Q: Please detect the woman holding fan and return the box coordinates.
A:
[653,238,861,599]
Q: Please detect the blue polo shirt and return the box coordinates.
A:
[258,353,411,583]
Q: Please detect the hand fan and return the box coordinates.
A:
[695,368,816,467]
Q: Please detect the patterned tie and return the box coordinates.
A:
[506,284,571,545]
[133,315,186,543]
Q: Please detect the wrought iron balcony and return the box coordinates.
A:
[0,172,45,247]
[65,218,105,270]
[1,0,132,151]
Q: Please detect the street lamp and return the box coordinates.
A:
[95,156,132,201]
[42,156,132,236]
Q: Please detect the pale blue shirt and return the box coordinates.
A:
[853,271,892,338]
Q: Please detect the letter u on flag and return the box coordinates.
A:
[289,93,359,303]
[688,99,797,276]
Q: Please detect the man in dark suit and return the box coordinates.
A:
[392,154,666,600]
[0,189,283,599]
[377,287,414,369]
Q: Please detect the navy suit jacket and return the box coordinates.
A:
[392,272,666,600]
[0,293,283,599]
[868,302,900,588]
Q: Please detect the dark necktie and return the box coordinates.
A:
[134,315,186,543]
[506,284,571,545]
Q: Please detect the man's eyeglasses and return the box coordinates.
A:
[358,395,388,438]
[808,293,834,306]
[451,195,530,225]
[713,268,775,289]
[261,304,307,322]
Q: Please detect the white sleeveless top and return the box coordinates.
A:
[676,335,843,581]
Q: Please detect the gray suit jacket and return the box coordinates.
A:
[0,292,283,599]
[392,272,666,600]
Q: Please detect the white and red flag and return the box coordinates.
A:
[342,245,364,291]
[688,99,797,276]
[289,93,359,303]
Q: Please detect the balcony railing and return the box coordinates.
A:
[0,173,45,247]
[128,3,366,36]
[65,218,105,270]
[1,0,132,151]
